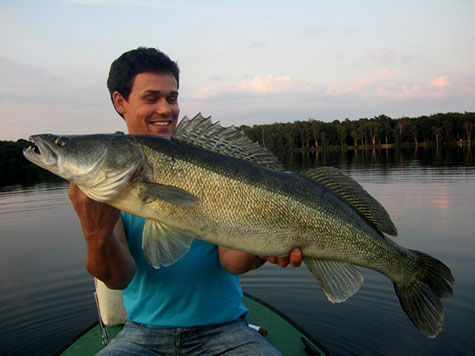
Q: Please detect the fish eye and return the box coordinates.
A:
[55,137,68,146]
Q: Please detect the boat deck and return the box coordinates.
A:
[59,293,328,355]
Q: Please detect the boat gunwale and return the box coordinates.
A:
[243,291,331,355]
[55,321,101,355]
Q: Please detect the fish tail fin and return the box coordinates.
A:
[394,250,455,338]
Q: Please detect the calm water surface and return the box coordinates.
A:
[0,146,473,355]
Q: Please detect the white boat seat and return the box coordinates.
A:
[94,278,127,326]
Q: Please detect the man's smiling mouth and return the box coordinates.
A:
[151,121,172,126]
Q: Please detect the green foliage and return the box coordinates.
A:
[242,112,474,156]
[0,139,63,186]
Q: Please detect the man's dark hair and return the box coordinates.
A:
[107,47,180,117]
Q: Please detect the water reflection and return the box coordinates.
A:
[0,145,474,355]
[283,144,474,173]
[244,145,475,355]
[0,181,97,356]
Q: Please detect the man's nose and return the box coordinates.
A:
[156,99,171,115]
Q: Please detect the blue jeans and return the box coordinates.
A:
[97,318,282,355]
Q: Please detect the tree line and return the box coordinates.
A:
[1,112,473,186]
[240,112,474,156]
[0,139,63,186]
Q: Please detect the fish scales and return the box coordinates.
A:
[118,136,409,275]
[127,137,317,256]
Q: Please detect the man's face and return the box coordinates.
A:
[114,72,179,137]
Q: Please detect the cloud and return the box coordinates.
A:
[380,67,396,78]
[0,119,22,140]
[0,57,124,140]
[248,42,266,49]
[379,83,433,99]
[326,76,449,100]
[430,76,449,88]
[0,57,104,106]
[206,48,227,56]
[237,75,295,93]
[326,79,375,96]
[192,86,221,100]
[184,69,474,130]
[368,48,398,64]
[193,74,308,99]
[0,9,21,33]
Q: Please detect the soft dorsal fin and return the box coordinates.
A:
[172,113,285,170]
[301,167,398,237]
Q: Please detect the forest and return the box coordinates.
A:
[240,112,474,156]
[1,112,474,186]
[0,139,63,186]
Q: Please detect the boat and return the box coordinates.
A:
[57,282,329,355]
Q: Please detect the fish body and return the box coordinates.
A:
[24,114,454,338]
[112,136,396,270]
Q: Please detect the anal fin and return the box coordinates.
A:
[304,258,364,303]
[142,219,195,269]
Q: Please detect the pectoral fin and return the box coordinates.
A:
[142,219,195,269]
[304,258,364,303]
[142,182,200,206]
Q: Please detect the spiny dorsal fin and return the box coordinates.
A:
[301,167,398,237]
[172,113,284,170]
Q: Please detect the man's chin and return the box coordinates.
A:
[146,123,175,137]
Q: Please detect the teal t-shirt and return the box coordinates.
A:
[121,212,248,327]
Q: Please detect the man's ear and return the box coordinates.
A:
[113,91,127,115]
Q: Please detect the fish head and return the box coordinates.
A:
[24,134,144,201]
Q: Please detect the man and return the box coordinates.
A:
[69,47,302,355]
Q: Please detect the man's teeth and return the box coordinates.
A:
[151,121,170,126]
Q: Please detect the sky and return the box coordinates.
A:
[1,0,474,140]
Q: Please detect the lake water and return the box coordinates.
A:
[0,145,474,355]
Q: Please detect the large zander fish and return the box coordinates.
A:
[24,114,454,338]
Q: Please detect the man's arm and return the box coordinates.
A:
[68,183,136,289]
[219,246,303,275]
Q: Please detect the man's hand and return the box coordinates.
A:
[219,247,303,275]
[68,183,135,289]
[68,183,121,239]
[259,247,303,268]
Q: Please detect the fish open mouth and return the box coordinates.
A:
[23,135,59,168]
[29,141,41,154]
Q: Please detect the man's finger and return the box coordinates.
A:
[289,248,303,267]
[276,257,289,268]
